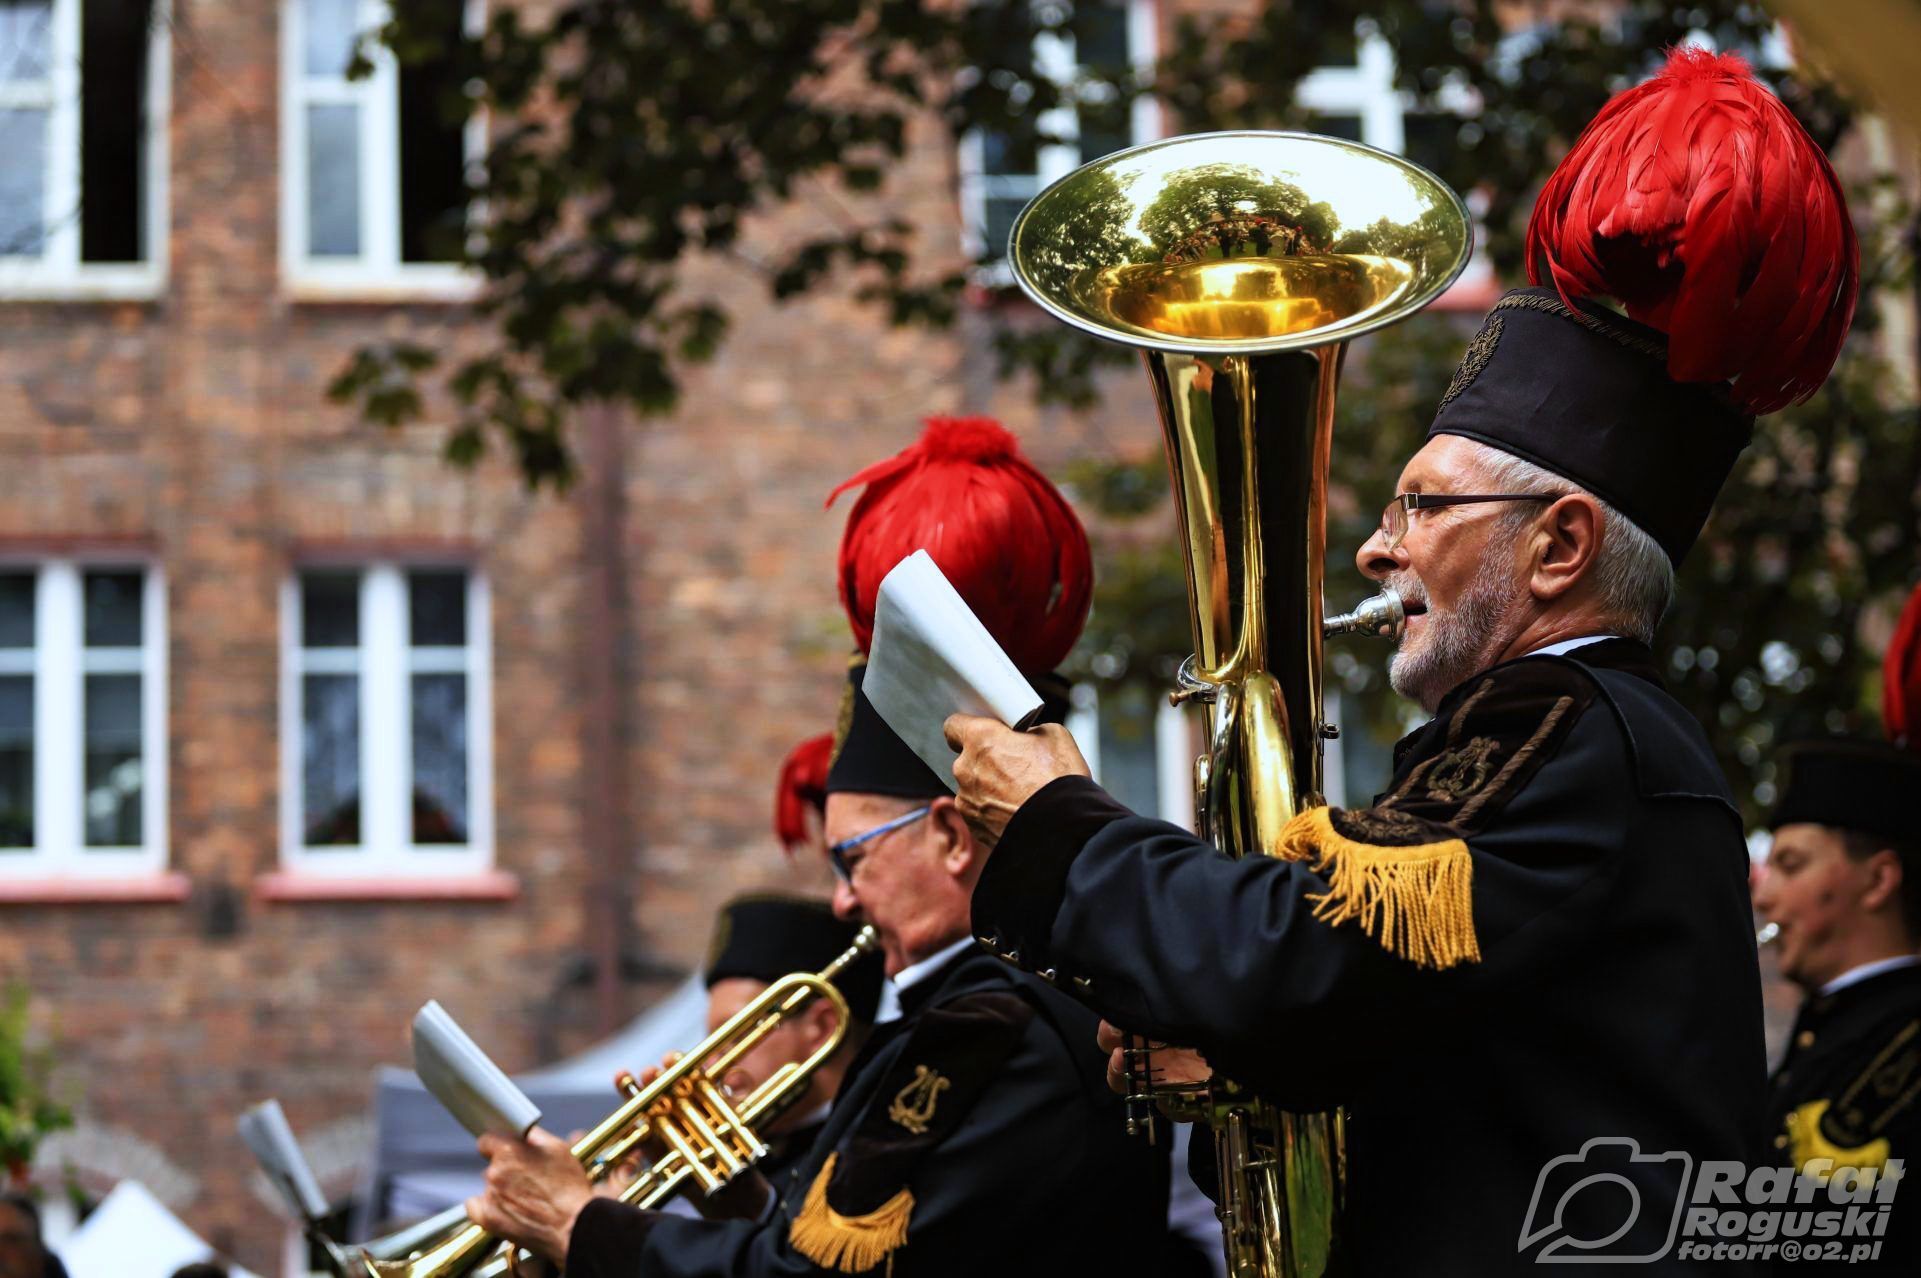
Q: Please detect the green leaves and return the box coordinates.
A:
[334,0,1103,483]
[0,987,71,1175]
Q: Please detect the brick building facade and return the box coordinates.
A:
[0,0,1818,1273]
[0,2,1216,1270]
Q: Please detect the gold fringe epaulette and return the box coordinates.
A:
[789,1153,915,1273]
[1275,807,1482,970]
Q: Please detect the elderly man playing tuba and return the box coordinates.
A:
[947,50,1860,1275]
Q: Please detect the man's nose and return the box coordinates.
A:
[1356,527,1404,582]
[831,878,861,921]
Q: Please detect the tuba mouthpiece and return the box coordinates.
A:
[1324,590,1405,641]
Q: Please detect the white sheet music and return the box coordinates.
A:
[412,1001,542,1140]
[863,550,1045,789]
[237,1098,330,1221]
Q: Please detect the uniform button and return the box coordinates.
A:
[1072,976,1093,991]
[1774,1134,1789,1149]
[1796,1029,1816,1049]
[1037,967,1058,983]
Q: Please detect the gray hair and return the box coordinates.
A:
[1464,442,1674,644]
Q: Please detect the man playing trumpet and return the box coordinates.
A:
[467,420,1176,1275]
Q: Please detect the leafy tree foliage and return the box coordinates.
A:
[338,0,1919,813]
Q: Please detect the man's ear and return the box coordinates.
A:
[926,797,976,878]
[1861,848,1904,914]
[1528,493,1604,603]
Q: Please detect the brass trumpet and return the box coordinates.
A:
[1008,131,1470,1277]
[330,926,878,1278]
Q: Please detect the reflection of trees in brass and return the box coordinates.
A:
[1136,165,1338,260]
[1331,205,1462,268]
[1018,164,1152,301]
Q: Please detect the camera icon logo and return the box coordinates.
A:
[1518,1138,1694,1263]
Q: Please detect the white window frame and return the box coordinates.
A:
[0,0,171,301]
[279,0,484,299]
[0,558,168,877]
[279,561,494,877]
[958,0,1160,274]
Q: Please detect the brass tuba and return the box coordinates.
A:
[324,926,878,1277]
[1007,131,1470,1277]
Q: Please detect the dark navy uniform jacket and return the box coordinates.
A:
[970,639,1767,1275]
[1763,963,1921,1274]
[563,945,1172,1277]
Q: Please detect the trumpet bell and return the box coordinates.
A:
[1009,131,1471,355]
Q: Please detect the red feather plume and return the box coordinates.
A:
[773,732,835,854]
[827,417,1093,673]
[1884,583,1921,751]
[1526,46,1858,414]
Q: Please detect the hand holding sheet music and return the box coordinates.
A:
[862,550,1045,790]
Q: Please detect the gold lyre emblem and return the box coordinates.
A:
[887,1065,950,1135]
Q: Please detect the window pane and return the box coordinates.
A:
[83,673,141,846]
[0,1,52,82]
[303,0,361,77]
[80,0,151,263]
[306,102,362,257]
[411,673,467,844]
[302,673,359,845]
[1076,97,1130,165]
[1072,1,1129,69]
[1305,112,1364,143]
[981,128,1037,178]
[301,571,359,647]
[84,569,143,646]
[0,108,47,258]
[398,17,468,264]
[1096,683,1161,820]
[982,195,1027,263]
[0,573,32,648]
[0,675,30,849]
[408,570,466,646]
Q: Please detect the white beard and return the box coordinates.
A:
[1387,553,1526,712]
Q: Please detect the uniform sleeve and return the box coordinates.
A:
[970,659,1623,1107]
[604,990,1119,1277]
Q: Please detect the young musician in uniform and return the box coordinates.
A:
[1753,583,1921,1272]
[946,49,1860,1272]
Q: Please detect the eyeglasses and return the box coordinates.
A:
[827,805,932,884]
[1378,492,1563,552]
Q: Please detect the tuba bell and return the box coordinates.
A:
[1007,131,1471,1277]
[323,926,878,1278]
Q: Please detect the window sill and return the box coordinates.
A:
[0,872,191,904]
[285,272,482,306]
[0,271,165,303]
[254,870,521,902]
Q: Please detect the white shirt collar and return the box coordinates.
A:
[1820,954,1921,997]
[1526,634,1622,659]
[874,936,977,1023]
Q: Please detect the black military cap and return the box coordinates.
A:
[1427,287,1752,565]
[705,894,884,1023]
[1769,739,1921,847]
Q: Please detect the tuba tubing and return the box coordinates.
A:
[1007,130,1471,1278]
